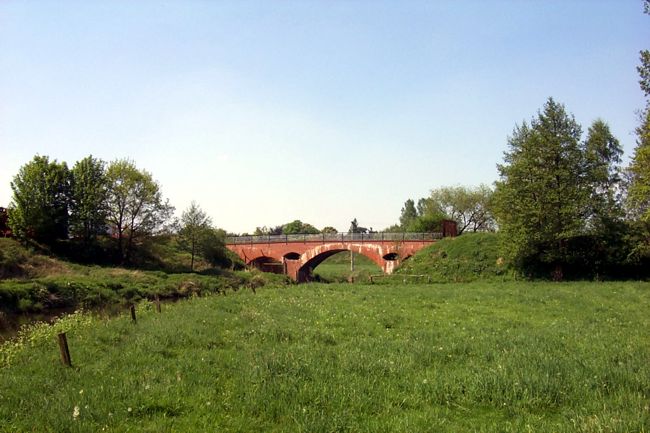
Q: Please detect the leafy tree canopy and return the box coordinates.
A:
[105,159,174,263]
[178,201,212,271]
[69,155,108,246]
[8,155,70,244]
[494,98,590,278]
[282,220,320,235]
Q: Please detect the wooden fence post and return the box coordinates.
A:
[130,305,137,323]
[57,332,72,367]
[155,296,161,313]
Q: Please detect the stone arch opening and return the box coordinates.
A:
[383,252,399,261]
[297,248,384,282]
[249,256,284,274]
[283,252,301,260]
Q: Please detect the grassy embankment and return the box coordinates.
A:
[315,233,510,284]
[0,238,285,315]
[396,232,512,283]
[1,281,649,432]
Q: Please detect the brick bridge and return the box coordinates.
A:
[225,223,456,282]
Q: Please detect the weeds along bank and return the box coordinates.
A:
[0,237,287,314]
[0,268,286,314]
[1,282,649,432]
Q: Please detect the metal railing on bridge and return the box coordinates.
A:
[225,232,443,245]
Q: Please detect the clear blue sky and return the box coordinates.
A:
[1,1,648,233]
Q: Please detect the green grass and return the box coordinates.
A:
[397,232,512,282]
[0,263,288,315]
[1,281,649,432]
[313,251,381,282]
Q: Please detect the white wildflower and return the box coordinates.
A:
[72,406,80,420]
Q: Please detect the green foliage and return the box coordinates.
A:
[69,156,108,247]
[584,119,624,227]
[178,201,212,271]
[425,185,495,234]
[0,265,280,314]
[639,49,650,102]
[494,98,593,278]
[282,220,320,234]
[0,309,94,367]
[105,159,174,263]
[321,226,338,234]
[399,199,418,228]
[1,282,649,431]
[626,109,650,260]
[624,3,650,265]
[199,228,232,269]
[8,155,71,244]
[0,238,29,279]
[397,233,510,282]
[405,212,446,233]
[253,225,283,235]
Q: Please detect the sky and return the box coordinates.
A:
[1,0,648,233]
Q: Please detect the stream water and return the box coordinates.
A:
[0,300,178,343]
[0,307,79,342]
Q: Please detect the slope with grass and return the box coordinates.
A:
[397,232,510,282]
[0,238,285,315]
[1,281,649,432]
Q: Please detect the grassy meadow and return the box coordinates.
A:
[1,281,649,432]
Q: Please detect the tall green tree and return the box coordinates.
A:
[8,155,71,244]
[105,159,174,263]
[494,98,589,279]
[626,0,650,261]
[627,111,650,225]
[584,119,624,227]
[178,201,211,272]
[399,199,418,229]
[69,155,108,246]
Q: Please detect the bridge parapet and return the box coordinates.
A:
[225,232,443,245]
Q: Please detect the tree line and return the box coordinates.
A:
[5,156,229,270]
[394,185,495,235]
[491,2,649,279]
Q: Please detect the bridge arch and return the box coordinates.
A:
[249,256,284,274]
[224,231,450,282]
[289,243,398,282]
